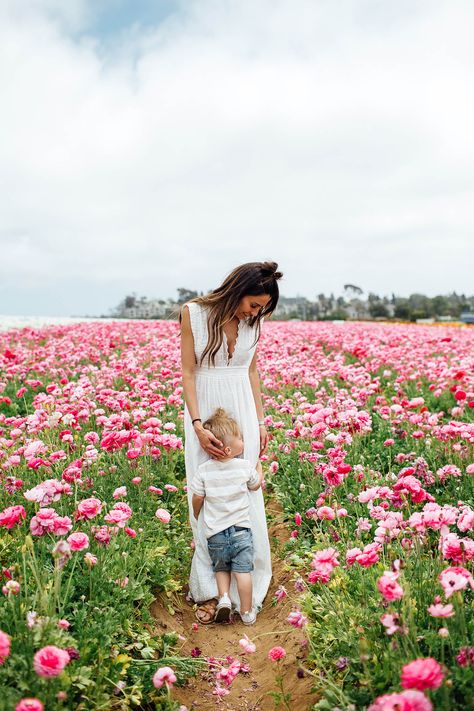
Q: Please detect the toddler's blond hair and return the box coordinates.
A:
[202,408,241,447]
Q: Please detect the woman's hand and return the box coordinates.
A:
[194,424,226,459]
[259,424,269,457]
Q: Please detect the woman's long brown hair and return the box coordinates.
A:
[178,261,283,367]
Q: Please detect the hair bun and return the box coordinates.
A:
[261,261,283,280]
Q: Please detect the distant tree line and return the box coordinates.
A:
[110,287,474,322]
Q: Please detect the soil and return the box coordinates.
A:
[150,504,318,711]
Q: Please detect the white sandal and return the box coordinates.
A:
[215,594,232,623]
[240,608,256,625]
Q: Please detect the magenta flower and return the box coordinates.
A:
[268,646,286,661]
[401,657,444,691]
[0,630,11,664]
[15,700,45,711]
[33,646,70,677]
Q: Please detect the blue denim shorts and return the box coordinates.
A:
[207,525,254,573]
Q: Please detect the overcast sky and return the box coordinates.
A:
[1,0,473,316]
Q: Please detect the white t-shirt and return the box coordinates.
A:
[191,458,260,538]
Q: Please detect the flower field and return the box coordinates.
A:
[0,320,473,710]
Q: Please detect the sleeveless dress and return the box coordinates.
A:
[183,301,272,612]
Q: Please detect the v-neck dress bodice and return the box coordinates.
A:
[183,301,272,611]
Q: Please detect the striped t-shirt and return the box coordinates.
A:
[191,458,260,538]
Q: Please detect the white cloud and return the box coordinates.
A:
[1,0,474,315]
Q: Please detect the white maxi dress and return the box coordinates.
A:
[183,301,272,611]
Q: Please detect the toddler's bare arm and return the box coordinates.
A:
[192,493,205,519]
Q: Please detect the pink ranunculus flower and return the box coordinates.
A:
[368,689,433,711]
[126,449,141,459]
[428,603,454,618]
[377,571,404,601]
[0,504,26,529]
[317,506,336,521]
[3,580,21,596]
[155,508,171,524]
[67,532,89,551]
[380,613,400,636]
[439,566,474,599]
[33,645,70,677]
[113,486,127,499]
[268,646,286,661]
[52,516,73,536]
[0,630,11,664]
[104,509,130,527]
[287,610,308,628]
[76,497,102,520]
[239,634,256,654]
[274,585,287,602]
[153,665,177,689]
[15,699,45,711]
[84,552,98,566]
[401,657,444,691]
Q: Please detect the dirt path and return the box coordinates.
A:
[151,504,317,710]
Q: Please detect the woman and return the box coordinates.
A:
[179,261,283,623]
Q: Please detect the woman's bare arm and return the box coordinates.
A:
[249,349,265,421]
[180,305,225,458]
[249,349,269,456]
[180,305,201,422]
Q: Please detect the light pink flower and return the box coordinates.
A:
[377,571,404,601]
[67,532,89,551]
[401,657,444,691]
[76,497,102,520]
[380,613,400,636]
[33,646,70,677]
[239,635,256,654]
[155,508,171,524]
[153,666,177,689]
[439,566,474,598]
[428,603,454,618]
[104,509,130,527]
[213,685,230,697]
[3,580,21,595]
[287,610,308,628]
[113,486,127,499]
[317,506,336,521]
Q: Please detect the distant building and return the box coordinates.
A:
[460,312,474,324]
[113,298,178,319]
[274,296,311,319]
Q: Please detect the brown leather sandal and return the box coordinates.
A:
[195,599,218,625]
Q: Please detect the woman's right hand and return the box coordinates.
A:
[194,425,226,459]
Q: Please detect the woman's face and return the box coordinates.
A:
[235,294,271,320]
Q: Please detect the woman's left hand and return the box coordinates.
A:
[259,424,269,457]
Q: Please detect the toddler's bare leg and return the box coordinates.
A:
[215,571,231,597]
[233,572,252,612]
